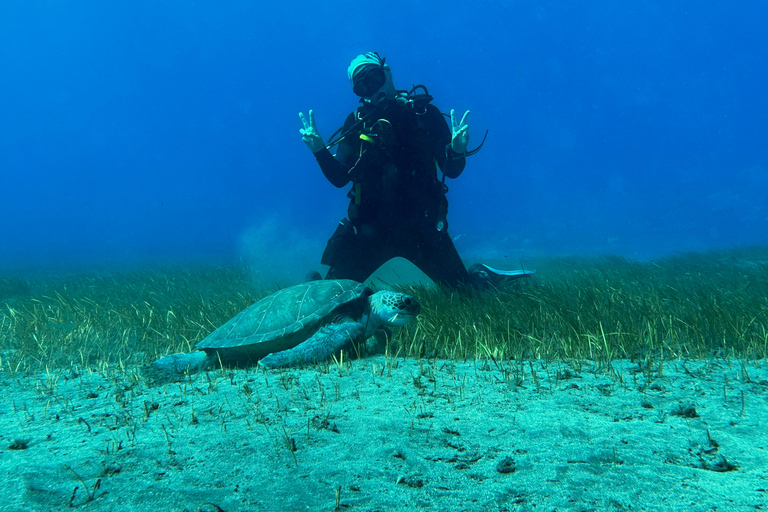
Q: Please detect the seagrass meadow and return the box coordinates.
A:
[1,246,767,374]
[3,248,768,511]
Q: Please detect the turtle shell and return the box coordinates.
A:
[196,279,370,361]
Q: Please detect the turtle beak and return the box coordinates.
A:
[390,312,415,326]
[390,296,420,325]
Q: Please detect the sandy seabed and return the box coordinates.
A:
[1,356,767,512]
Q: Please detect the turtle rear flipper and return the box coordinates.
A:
[145,351,209,386]
[258,322,364,369]
[153,351,209,372]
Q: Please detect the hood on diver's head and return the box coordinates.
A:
[347,51,397,104]
[347,52,384,83]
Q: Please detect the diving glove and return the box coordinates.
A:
[450,109,470,155]
[299,110,326,153]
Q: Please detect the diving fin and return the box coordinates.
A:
[468,263,536,286]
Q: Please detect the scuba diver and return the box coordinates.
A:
[299,52,520,288]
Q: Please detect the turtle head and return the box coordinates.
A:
[368,291,421,327]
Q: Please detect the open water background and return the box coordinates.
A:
[2,1,766,274]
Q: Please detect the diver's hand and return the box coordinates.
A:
[299,110,326,153]
[450,109,470,155]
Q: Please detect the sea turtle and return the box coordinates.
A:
[152,279,420,371]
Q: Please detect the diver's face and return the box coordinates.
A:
[352,65,387,98]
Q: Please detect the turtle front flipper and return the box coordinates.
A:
[258,322,364,369]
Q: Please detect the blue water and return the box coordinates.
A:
[2,1,767,272]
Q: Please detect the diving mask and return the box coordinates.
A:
[352,65,387,98]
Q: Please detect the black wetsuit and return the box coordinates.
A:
[313,98,470,288]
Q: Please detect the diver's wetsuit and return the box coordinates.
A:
[313,98,470,288]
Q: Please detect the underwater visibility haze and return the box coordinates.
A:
[4,5,768,509]
[1,1,767,274]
